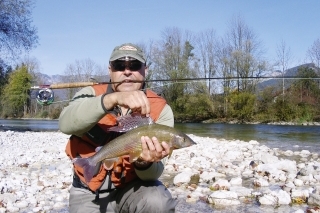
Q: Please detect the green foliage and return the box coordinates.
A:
[227,92,256,122]
[256,87,276,113]
[210,94,226,119]
[272,98,295,122]
[292,67,320,97]
[296,102,314,123]
[1,65,32,117]
[253,87,278,122]
[173,93,215,121]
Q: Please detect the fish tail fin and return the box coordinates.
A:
[72,158,96,183]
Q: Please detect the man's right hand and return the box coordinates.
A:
[102,91,150,116]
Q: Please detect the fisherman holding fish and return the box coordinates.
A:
[59,43,195,213]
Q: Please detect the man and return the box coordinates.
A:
[59,43,178,213]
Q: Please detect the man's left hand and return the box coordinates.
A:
[139,136,170,162]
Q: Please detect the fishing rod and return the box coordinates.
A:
[31,76,320,106]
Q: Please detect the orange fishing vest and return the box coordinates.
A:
[65,84,167,191]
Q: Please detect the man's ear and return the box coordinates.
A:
[108,65,112,75]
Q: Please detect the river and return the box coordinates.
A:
[1,119,320,153]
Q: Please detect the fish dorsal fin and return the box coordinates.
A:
[108,114,154,132]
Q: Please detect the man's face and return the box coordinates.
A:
[109,59,147,92]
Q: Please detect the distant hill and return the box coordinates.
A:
[257,63,319,91]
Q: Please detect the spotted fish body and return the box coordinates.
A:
[72,116,196,183]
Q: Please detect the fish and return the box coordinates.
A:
[72,115,196,183]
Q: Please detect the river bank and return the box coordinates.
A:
[2,117,320,126]
[1,131,320,212]
[201,118,320,126]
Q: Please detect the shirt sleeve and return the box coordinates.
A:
[134,161,165,181]
[58,86,106,136]
[156,104,174,127]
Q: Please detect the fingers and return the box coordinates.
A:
[140,136,169,162]
[118,91,150,115]
[161,141,170,156]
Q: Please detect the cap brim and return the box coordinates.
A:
[110,54,145,63]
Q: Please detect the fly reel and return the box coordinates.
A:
[36,88,54,106]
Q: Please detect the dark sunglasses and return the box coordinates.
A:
[110,60,143,71]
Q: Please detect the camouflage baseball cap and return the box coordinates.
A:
[109,43,146,63]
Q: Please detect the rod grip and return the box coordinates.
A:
[49,82,96,89]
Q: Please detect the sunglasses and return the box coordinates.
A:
[110,60,143,71]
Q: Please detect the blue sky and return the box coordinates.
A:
[29,0,320,75]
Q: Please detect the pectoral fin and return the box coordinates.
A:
[128,150,142,163]
[103,157,118,170]
[95,146,103,152]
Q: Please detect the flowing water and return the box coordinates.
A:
[1,119,319,152]
[0,119,59,132]
[175,122,320,154]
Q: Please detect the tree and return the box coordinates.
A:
[196,29,219,94]
[0,59,12,115]
[0,59,11,93]
[276,40,293,100]
[292,66,320,101]
[0,0,38,61]
[1,65,32,117]
[307,38,320,69]
[150,27,197,103]
[20,56,42,117]
[224,15,266,93]
[255,86,278,122]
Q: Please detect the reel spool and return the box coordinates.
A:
[36,88,54,106]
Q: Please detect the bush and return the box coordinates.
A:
[272,98,295,122]
[173,93,215,122]
[227,92,256,122]
[296,102,314,123]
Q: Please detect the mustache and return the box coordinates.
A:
[113,79,145,90]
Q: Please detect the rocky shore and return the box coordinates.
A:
[1,131,320,212]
